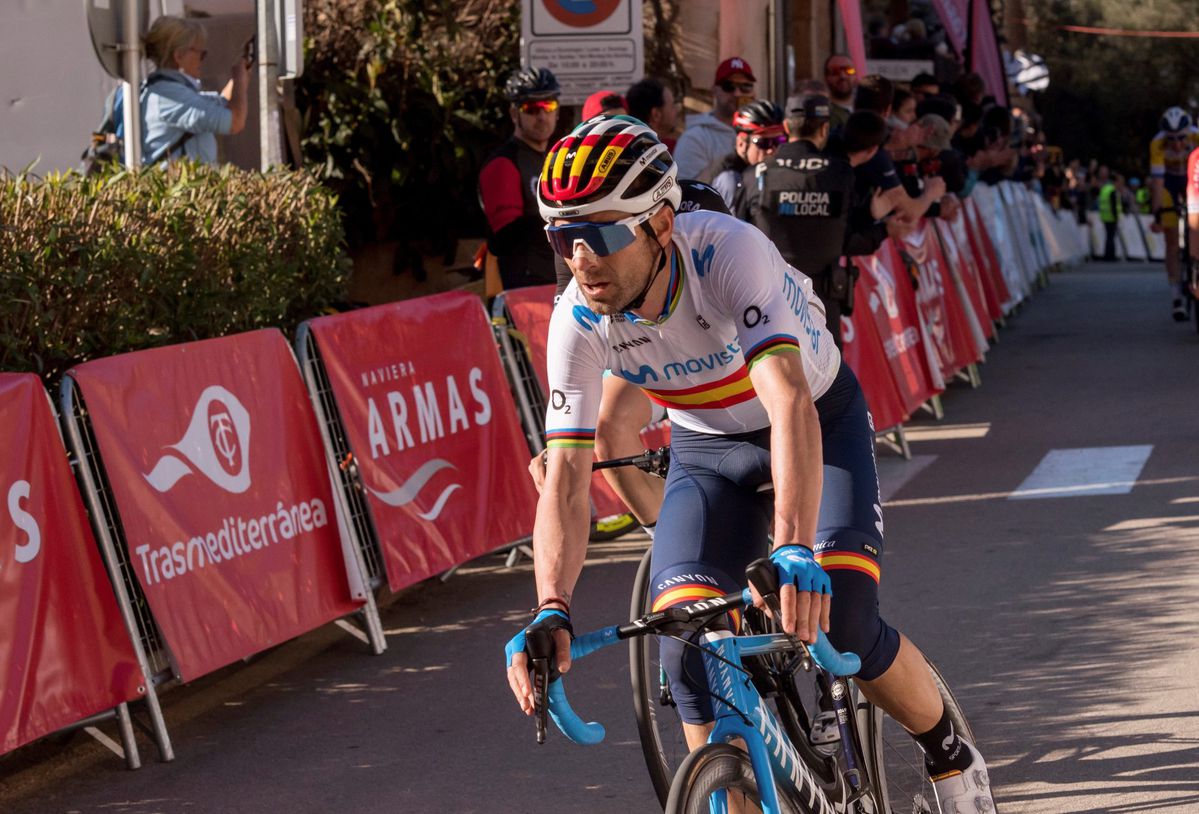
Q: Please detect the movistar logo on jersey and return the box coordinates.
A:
[782,272,821,353]
[573,305,602,331]
[691,244,715,278]
[616,341,742,385]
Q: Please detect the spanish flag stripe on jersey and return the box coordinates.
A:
[640,364,758,410]
[814,552,881,584]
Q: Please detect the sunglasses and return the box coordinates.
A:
[750,134,786,148]
[544,205,663,258]
[826,65,856,77]
[718,80,756,94]
[520,99,560,115]
[1165,134,1188,142]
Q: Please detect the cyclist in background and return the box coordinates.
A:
[1147,106,1199,320]
[505,117,996,813]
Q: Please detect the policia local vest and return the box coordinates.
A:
[751,139,856,309]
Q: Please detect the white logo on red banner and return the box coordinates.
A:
[144,385,251,494]
[4,480,41,565]
[367,458,462,522]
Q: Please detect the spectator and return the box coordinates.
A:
[823,54,858,130]
[953,72,987,107]
[673,57,756,181]
[854,74,946,221]
[625,78,680,149]
[897,20,935,60]
[910,72,940,102]
[478,67,561,290]
[784,78,830,122]
[916,94,960,130]
[914,113,965,219]
[891,88,917,127]
[1098,172,1124,260]
[710,100,785,217]
[582,89,626,121]
[867,16,895,58]
[140,15,249,166]
[748,99,895,347]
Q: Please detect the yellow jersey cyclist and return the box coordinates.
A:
[503,116,996,812]
[1148,106,1199,321]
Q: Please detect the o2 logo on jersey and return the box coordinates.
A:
[544,0,622,27]
[550,389,572,414]
[743,305,770,328]
[4,480,42,568]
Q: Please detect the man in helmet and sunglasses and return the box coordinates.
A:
[1148,106,1199,321]
[479,67,562,290]
[709,100,787,218]
[505,116,996,813]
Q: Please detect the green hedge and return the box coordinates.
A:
[0,163,349,380]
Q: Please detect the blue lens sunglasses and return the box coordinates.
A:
[544,204,664,259]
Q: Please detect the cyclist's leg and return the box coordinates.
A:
[594,374,664,526]
[813,365,994,809]
[649,426,772,747]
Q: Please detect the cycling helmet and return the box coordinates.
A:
[732,100,785,136]
[504,67,560,102]
[1160,106,1192,133]
[538,115,682,219]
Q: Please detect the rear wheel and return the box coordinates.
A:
[666,743,805,814]
[861,657,981,814]
[591,512,638,541]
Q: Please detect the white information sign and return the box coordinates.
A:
[521,0,644,106]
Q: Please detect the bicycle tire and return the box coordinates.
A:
[666,742,806,814]
[629,547,687,807]
[861,656,985,814]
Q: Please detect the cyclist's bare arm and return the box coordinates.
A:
[746,351,830,643]
[507,445,592,713]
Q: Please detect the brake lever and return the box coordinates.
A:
[746,557,812,671]
[531,655,549,744]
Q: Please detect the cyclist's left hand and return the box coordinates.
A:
[752,545,831,644]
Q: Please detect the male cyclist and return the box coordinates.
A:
[504,117,996,812]
[1147,106,1199,320]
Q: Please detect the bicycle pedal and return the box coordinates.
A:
[810,711,841,753]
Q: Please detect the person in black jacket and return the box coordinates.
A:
[478,68,561,290]
[746,101,903,347]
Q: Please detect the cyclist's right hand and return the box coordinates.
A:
[505,608,573,715]
[527,451,548,494]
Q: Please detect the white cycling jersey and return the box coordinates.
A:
[544,211,841,447]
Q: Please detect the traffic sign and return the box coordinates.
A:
[521,0,644,106]
[85,0,148,82]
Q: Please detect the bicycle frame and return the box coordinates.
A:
[700,630,850,814]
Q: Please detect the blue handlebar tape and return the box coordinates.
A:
[547,679,606,745]
[810,629,861,676]
[569,625,620,660]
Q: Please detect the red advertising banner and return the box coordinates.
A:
[1,374,142,754]
[839,308,907,433]
[852,242,941,415]
[936,216,994,343]
[307,292,539,591]
[900,221,981,380]
[68,331,360,681]
[962,197,1012,319]
[502,286,669,519]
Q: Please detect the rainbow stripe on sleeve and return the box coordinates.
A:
[744,334,802,370]
[545,428,596,449]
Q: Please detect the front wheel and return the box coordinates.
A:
[666,743,804,814]
[860,656,985,814]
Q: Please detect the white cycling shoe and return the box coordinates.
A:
[931,741,996,813]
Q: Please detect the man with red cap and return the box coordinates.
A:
[673,56,757,182]
[581,89,626,121]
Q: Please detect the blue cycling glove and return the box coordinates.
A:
[504,609,572,669]
[770,545,832,597]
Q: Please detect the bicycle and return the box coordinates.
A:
[540,449,983,813]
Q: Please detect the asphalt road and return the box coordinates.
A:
[3,261,1198,813]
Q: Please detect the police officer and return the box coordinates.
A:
[746,97,891,347]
